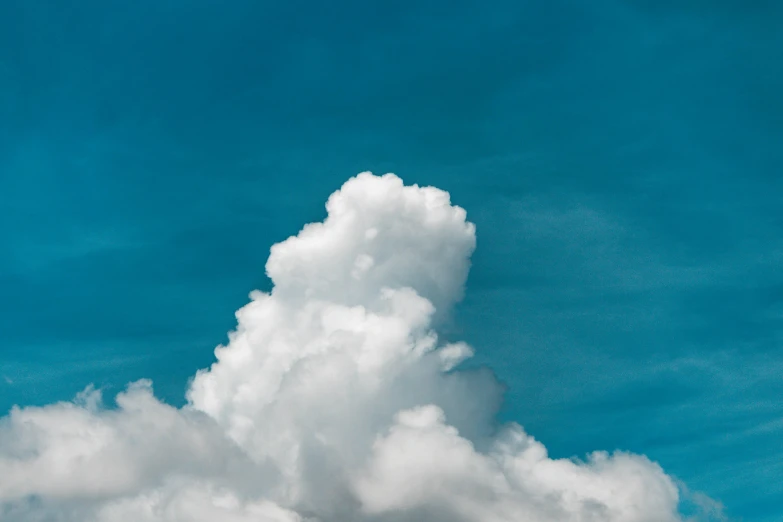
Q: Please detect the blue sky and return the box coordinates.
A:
[1,1,781,520]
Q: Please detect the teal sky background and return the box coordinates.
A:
[1,1,781,520]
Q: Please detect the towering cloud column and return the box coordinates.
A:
[0,173,684,522]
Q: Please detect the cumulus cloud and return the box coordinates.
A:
[0,172,707,521]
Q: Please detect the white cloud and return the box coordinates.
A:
[0,172,710,521]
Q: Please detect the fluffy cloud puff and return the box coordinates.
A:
[0,173,697,521]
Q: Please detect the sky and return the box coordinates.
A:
[0,0,781,520]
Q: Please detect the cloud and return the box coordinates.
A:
[0,172,708,521]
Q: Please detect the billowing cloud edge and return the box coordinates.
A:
[0,172,724,522]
